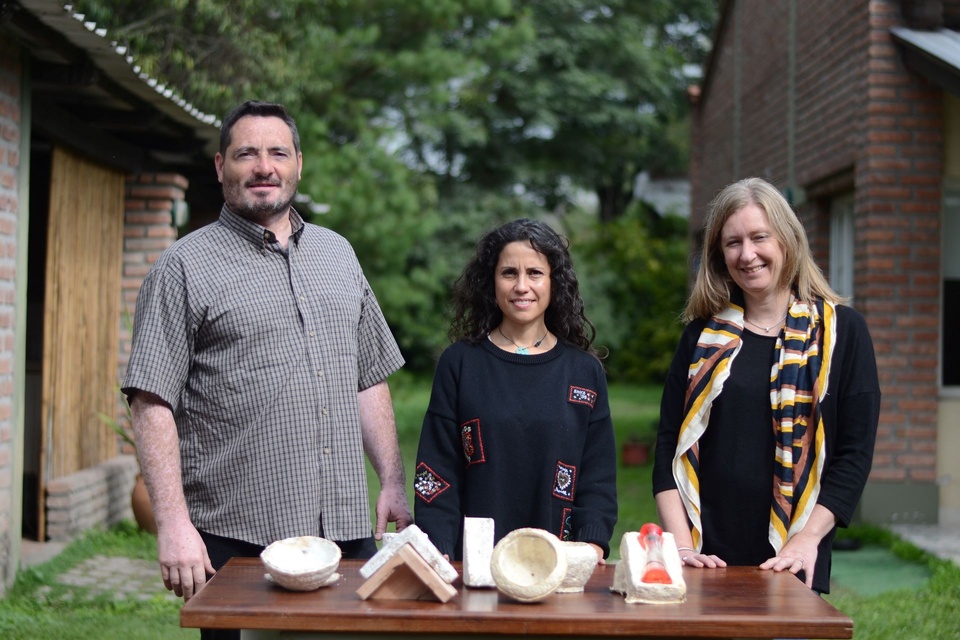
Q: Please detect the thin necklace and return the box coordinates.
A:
[498,326,548,355]
[744,313,787,333]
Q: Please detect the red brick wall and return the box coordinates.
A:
[690,7,738,219]
[735,2,790,184]
[859,2,942,485]
[0,38,20,591]
[794,3,868,187]
[101,173,183,457]
[692,1,869,222]
[691,1,941,501]
[120,173,183,376]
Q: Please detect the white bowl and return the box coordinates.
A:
[261,536,341,591]
[558,541,599,593]
[490,528,568,603]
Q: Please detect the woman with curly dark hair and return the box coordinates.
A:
[414,219,617,563]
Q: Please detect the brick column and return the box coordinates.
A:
[114,173,184,450]
[856,3,941,518]
[0,39,21,593]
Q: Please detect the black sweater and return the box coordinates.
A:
[653,304,881,593]
[414,339,618,559]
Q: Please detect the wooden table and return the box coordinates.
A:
[181,558,853,639]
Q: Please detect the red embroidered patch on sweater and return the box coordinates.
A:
[560,507,573,541]
[461,418,486,466]
[415,462,450,503]
[568,386,597,408]
[553,460,577,501]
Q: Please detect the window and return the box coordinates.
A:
[829,193,855,302]
[943,186,960,386]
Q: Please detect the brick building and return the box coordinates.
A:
[689,0,960,525]
[0,0,223,593]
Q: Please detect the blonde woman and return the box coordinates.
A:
[653,177,880,594]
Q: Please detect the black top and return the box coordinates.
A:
[699,330,777,565]
[414,339,618,559]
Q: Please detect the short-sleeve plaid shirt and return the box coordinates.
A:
[122,206,404,545]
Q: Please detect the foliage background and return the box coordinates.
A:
[75,0,717,381]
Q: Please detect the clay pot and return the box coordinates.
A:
[131,474,158,535]
[621,441,650,466]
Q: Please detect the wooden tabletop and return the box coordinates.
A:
[181,558,853,638]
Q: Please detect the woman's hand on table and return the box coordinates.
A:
[760,532,820,589]
[678,550,727,569]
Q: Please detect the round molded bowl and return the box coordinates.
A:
[490,528,568,603]
[557,541,599,593]
[261,536,341,591]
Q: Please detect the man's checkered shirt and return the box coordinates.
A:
[122,206,405,545]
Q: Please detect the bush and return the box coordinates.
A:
[574,204,690,383]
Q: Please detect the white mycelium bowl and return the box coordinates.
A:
[261,536,341,591]
[557,541,599,593]
[490,528,568,603]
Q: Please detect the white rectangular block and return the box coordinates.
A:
[462,517,495,588]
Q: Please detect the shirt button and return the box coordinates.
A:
[317,370,324,378]
[323,446,331,455]
[299,296,306,302]
[308,331,315,337]
[322,407,329,416]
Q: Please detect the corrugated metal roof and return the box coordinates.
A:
[28,0,221,134]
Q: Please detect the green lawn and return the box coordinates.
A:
[3,377,957,639]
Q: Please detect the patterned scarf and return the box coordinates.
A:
[672,294,835,554]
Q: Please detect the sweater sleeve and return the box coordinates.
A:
[652,321,703,496]
[816,306,881,527]
[413,347,466,558]
[571,366,618,557]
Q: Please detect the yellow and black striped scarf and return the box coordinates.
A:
[672,294,835,554]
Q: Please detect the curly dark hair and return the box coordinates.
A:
[449,218,598,356]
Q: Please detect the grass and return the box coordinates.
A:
[3,378,957,639]
[822,525,960,640]
[0,521,191,640]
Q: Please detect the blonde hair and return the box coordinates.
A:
[684,177,845,321]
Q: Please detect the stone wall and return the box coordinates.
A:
[45,455,139,541]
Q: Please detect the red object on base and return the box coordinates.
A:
[638,523,663,546]
[638,522,672,585]
[641,566,673,584]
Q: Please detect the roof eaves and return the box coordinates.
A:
[891,26,960,96]
[22,0,221,153]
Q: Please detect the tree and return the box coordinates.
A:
[398,0,716,220]
[576,205,691,382]
[75,0,716,379]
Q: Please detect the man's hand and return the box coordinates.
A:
[374,482,413,540]
[157,519,216,601]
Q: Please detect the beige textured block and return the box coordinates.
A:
[610,530,686,604]
[462,517,495,588]
[359,524,458,583]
